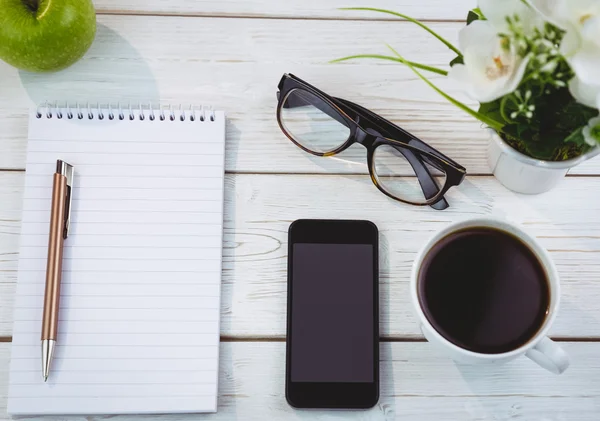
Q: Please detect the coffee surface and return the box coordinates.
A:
[419,227,550,354]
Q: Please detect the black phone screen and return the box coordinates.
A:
[286,219,379,409]
[291,243,374,382]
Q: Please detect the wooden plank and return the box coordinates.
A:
[1,172,600,339]
[0,342,599,420]
[1,16,598,175]
[93,0,476,20]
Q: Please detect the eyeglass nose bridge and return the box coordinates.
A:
[354,127,380,148]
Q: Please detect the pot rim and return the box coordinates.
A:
[489,129,600,170]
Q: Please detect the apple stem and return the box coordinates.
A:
[24,0,39,12]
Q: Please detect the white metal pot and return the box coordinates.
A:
[487,130,600,195]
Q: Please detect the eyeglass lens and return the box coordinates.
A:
[280,89,351,154]
[372,144,446,204]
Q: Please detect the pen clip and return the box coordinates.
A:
[56,160,74,239]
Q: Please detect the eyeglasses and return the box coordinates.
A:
[276,74,466,210]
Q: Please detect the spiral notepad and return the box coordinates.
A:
[8,103,226,415]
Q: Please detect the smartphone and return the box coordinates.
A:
[285,219,379,409]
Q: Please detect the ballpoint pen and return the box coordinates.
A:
[41,159,74,382]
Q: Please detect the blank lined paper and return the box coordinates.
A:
[8,107,226,415]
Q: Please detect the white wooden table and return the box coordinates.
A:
[1,1,600,419]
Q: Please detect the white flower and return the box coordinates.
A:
[583,116,600,146]
[448,21,531,103]
[569,76,600,108]
[530,0,600,85]
[479,0,544,33]
[529,0,600,32]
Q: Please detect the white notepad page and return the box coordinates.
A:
[8,106,226,415]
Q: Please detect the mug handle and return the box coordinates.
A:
[525,337,570,374]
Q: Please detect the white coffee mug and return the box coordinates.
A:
[410,217,570,374]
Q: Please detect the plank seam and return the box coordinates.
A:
[226,171,600,178]
[1,170,599,178]
[1,336,599,343]
[95,10,465,23]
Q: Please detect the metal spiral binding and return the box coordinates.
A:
[35,102,216,122]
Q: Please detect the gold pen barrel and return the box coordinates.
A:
[41,173,68,341]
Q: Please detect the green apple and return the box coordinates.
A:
[0,0,96,72]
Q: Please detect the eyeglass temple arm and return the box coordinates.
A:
[335,98,464,169]
[277,91,449,210]
[332,98,451,209]
[366,128,448,210]
[388,144,449,210]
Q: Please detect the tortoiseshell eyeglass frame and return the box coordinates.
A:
[276,73,467,210]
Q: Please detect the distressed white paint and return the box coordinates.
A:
[1,342,599,420]
[0,3,598,418]
[93,0,477,20]
[1,172,599,338]
[0,17,598,174]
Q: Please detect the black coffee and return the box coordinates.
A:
[419,227,550,354]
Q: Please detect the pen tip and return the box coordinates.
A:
[43,375,48,382]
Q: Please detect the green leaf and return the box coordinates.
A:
[340,7,462,56]
[564,127,585,146]
[473,8,484,17]
[479,100,508,125]
[526,142,558,160]
[449,55,464,67]
[502,126,559,160]
[502,124,532,141]
[556,101,599,131]
[530,130,570,160]
[467,10,481,25]
[331,55,448,75]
